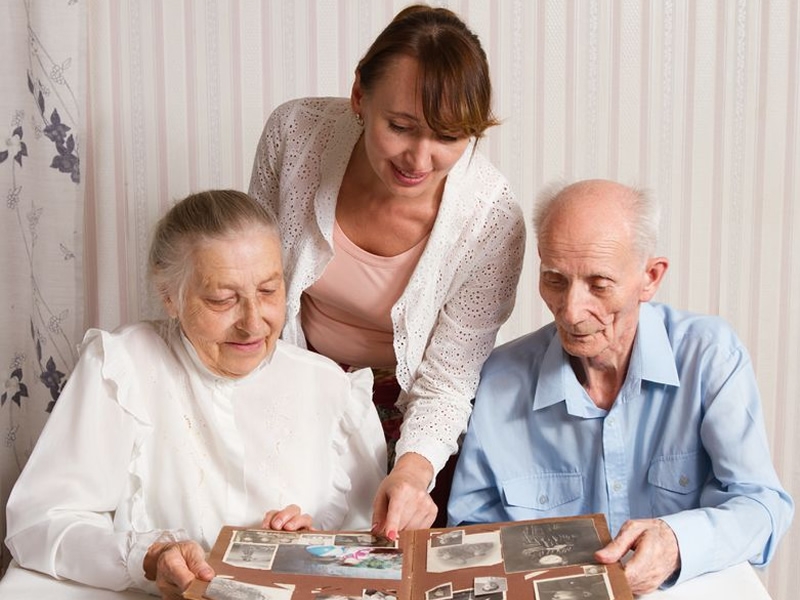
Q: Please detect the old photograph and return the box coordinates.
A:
[223,542,278,570]
[297,533,336,546]
[334,533,397,548]
[451,588,505,600]
[232,530,300,546]
[427,531,503,573]
[363,590,398,599]
[533,573,612,600]
[203,577,293,600]
[500,519,602,573]
[425,582,453,599]
[429,530,464,548]
[474,576,507,595]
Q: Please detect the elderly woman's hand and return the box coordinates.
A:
[261,504,314,531]
[144,539,213,600]
[371,453,437,540]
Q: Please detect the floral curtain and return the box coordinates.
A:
[0,0,84,571]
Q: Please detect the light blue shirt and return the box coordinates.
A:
[448,302,793,585]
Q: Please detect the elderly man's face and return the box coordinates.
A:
[173,225,286,378]
[537,182,665,368]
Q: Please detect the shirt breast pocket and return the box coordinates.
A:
[501,472,583,516]
[647,451,709,515]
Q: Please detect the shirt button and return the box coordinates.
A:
[607,417,615,426]
[538,494,549,505]
[679,475,690,487]
[612,481,622,492]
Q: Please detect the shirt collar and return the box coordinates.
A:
[636,302,681,387]
[532,302,680,413]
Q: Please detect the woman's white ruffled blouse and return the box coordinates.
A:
[5,322,385,594]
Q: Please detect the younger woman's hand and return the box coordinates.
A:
[371,453,437,540]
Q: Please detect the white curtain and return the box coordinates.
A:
[0,0,84,571]
[2,2,799,599]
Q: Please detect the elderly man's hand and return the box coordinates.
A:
[371,452,437,540]
[144,540,214,600]
[262,504,314,531]
[594,518,680,594]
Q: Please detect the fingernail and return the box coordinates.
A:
[387,530,397,541]
[273,519,283,529]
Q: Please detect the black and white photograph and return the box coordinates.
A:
[334,533,397,548]
[363,590,398,599]
[232,530,300,546]
[429,530,464,548]
[298,533,336,546]
[203,577,293,600]
[315,595,361,600]
[500,519,603,573]
[425,582,453,599]
[427,532,503,573]
[533,573,613,600]
[223,542,279,570]
[451,588,505,600]
[473,576,507,596]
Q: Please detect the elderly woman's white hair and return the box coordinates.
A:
[148,189,279,314]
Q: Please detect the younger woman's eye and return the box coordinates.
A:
[389,122,409,133]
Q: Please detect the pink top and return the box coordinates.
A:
[301,220,429,368]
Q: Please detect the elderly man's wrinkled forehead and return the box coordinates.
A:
[538,180,640,249]
[552,179,637,222]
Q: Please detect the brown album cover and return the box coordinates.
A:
[183,513,632,600]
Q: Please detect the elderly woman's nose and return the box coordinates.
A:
[236,297,262,331]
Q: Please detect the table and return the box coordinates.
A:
[0,560,773,599]
[0,562,148,599]
[640,562,772,599]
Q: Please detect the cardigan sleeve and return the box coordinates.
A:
[395,181,527,475]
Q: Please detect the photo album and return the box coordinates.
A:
[183,513,633,600]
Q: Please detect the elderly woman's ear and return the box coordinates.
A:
[162,292,179,319]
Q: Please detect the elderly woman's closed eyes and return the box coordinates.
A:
[5,190,386,599]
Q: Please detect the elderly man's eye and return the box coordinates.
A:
[541,275,565,287]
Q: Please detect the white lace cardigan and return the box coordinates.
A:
[249,97,526,474]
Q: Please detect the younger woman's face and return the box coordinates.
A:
[352,55,470,202]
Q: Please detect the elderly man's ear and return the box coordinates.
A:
[639,257,669,302]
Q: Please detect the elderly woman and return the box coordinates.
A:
[4,190,386,598]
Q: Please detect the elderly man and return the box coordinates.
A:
[447,180,793,593]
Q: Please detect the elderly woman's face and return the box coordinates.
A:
[171,226,286,378]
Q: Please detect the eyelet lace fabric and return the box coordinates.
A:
[249,97,526,474]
